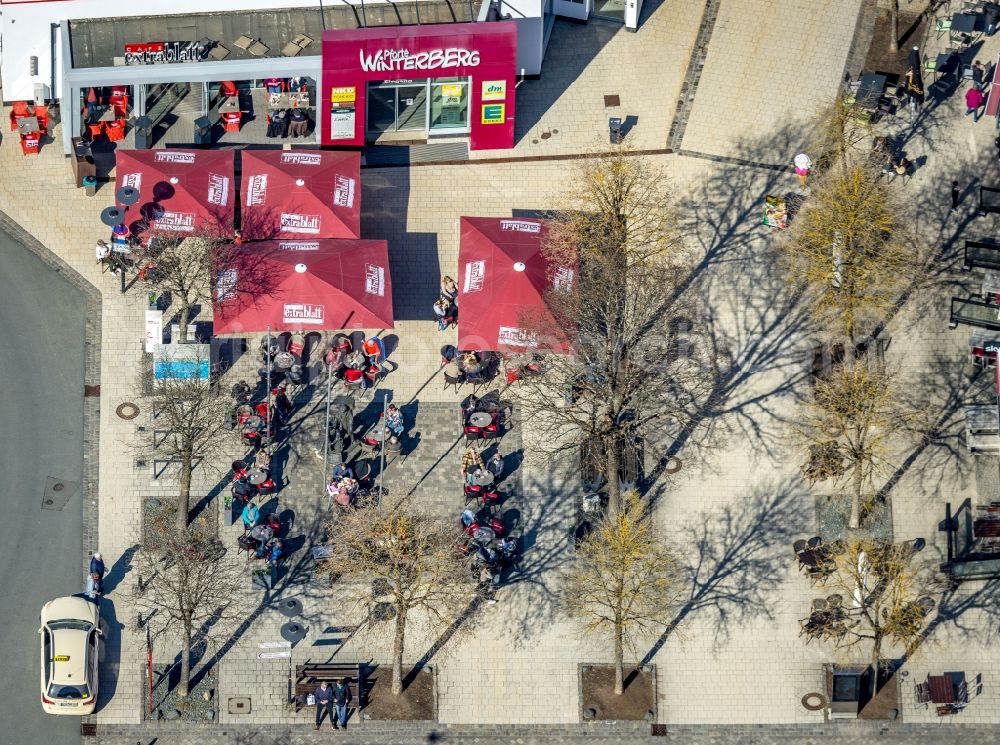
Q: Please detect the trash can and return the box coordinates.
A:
[609,117,623,145]
[193,116,212,146]
[71,136,96,188]
[83,175,97,197]
[133,116,153,149]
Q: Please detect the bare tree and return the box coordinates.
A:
[797,360,917,530]
[323,495,474,695]
[137,357,235,532]
[809,97,875,173]
[562,490,685,695]
[141,233,277,334]
[515,149,714,510]
[803,539,936,677]
[779,162,916,343]
[130,528,252,698]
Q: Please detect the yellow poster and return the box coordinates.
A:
[481,80,506,101]
[330,87,356,103]
[441,83,464,98]
[481,103,505,124]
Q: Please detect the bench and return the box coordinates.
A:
[942,557,1000,580]
[964,240,1000,271]
[950,297,1000,330]
[291,662,365,712]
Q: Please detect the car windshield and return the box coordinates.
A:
[48,620,92,631]
[47,683,89,699]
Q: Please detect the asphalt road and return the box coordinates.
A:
[0,226,86,745]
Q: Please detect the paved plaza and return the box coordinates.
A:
[8,0,1000,740]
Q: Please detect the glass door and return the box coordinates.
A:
[395,85,427,131]
[367,83,397,135]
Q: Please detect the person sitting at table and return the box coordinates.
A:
[433,298,455,330]
[461,508,477,530]
[254,448,271,474]
[343,366,367,389]
[383,404,404,437]
[486,451,504,482]
[363,336,386,364]
[232,459,249,482]
[289,76,307,93]
[330,477,359,507]
[440,275,458,305]
[85,87,100,123]
[264,77,286,94]
[331,462,353,481]
[242,501,260,529]
[462,352,482,375]
[461,447,486,483]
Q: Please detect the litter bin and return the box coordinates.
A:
[133,116,153,149]
[193,116,212,146]
[71,137,96,188]
[609,117,623,145]
[83,175,97,197]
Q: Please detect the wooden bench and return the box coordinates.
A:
[963,240,1000,271]
[291,662,365,712]
[950,296,1000,330]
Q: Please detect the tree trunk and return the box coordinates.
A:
[391,607,406,695]
[613,623,625,695]
[849,463,863,529]
[179,620,191,697]
[889,0,899,53]
[177,450,193,532]
[177,297,191,344]
[606,443,621,514]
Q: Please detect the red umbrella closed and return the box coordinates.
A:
[114,149,235,236]
[457,217,573,353]
[240,150,361,240]
[212,239,393,334]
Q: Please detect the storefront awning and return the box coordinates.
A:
[213,239,393,334]
[240,150,361,240]
[457,216,573,354]
[115,149,235,237]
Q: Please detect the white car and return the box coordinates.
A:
[38,596,101,715]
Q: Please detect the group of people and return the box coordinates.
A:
[433,275,459,330]
[871,136,910,182]
[327,460,360,507]
[325,335,386,390]
[313,678,352,730]
[461,447,504,486]
[239,502,285,563]
[965,60,990,122]
[84,552,105,602]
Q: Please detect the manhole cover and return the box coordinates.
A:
[604,94,621,107]
[801,692,827,711]
[116,402,140,420]
[228,696,251,714]
[42,477,79,511]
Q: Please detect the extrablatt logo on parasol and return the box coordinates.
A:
[154,151,196,164]
[280,153,322,165]
[280,213,322,234]
[498,326,538,348]
[500,220,541,234]
[552,267,575,291]
[156,211,196,232]
[207,173,230,206]
[333,176,356,208]
[246,174,268,206]
[463,260,485,292]
[365,264,385,297]
[216,268,237,300]
[122,172,142,192]
[279,241,319,251]
[283,304,325,324]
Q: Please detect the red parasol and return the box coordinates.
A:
[457,216,573,353]
[240,150,361,240]
[114,149,235,236]
[212,239,393,334]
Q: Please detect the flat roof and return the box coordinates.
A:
[69,3,479,69]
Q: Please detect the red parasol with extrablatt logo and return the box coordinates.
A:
[456,216,573,353]
[212,239,393,334]
[240,149,361,240]
[114,148,235,237]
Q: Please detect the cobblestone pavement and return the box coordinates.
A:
[13,0,1000,737]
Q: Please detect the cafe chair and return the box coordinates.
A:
[106,118,126,142]
[9,100,30,130]
[464,423,482,442]
[936,18,953,39]
[87,121,105,141]
[33,105,48,135]
[464,483,483,504]
[444,369,464,392]
[112,94,129,118]
[465,368,487,394]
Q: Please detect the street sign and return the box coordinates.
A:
[257,651,291,659]
[258,641,291,649]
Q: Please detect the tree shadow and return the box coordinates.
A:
[103,544,140,595]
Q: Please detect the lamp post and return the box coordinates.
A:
[100,184,140,294]
[986,340,1000,482]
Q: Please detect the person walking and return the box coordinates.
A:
[973,61,986,91]
[333,677,352,729]
[85,572,102,602]
[314,681,334,729]
[966,85,985,121]
[90,552,106,583]
[952,181,961,212]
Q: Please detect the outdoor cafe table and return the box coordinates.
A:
[928,674,956,704]
[856,72,887,108]
[274,352,294,369]
[244,415,264,431]
[247,468,268,486]
[469,412,493,428]
[218,96,241,114]
[250,524,274,543]
[935,52,960,81]
[267,92,310,110]
[472,526,495,544]
[469,470,494,487]
[17,116,39,135]
[98,107,117,123]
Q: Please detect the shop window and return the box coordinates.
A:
[429,77,469,130]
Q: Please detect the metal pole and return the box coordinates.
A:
[146,624,153,714]
[266,326,272,449]
[377,394,387,510]
[322,352,334,496]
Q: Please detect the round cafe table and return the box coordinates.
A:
[472,526,496,544]
[469,412,492,428]
[367,428,386,442]
[274,352,294,369]
[247,468,268,486]
[244,415,264,431]
[470,470,494,487]
[250,524,274,543]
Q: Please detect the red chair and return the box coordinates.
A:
[19,132,40,155]
[222,111,241,132]
[9,101,30,131]
[106,118,126,142]
[112,94,129,118]
[219,80,238,98]
[86,121,105,141]
[33,105,48,135]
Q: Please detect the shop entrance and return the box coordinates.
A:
[145,82,199,147]
[367,81,428,135]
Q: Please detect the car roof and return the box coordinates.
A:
[42,596,98,625]
[49,628,89,684]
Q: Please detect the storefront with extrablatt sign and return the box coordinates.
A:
[320,22,517,151]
